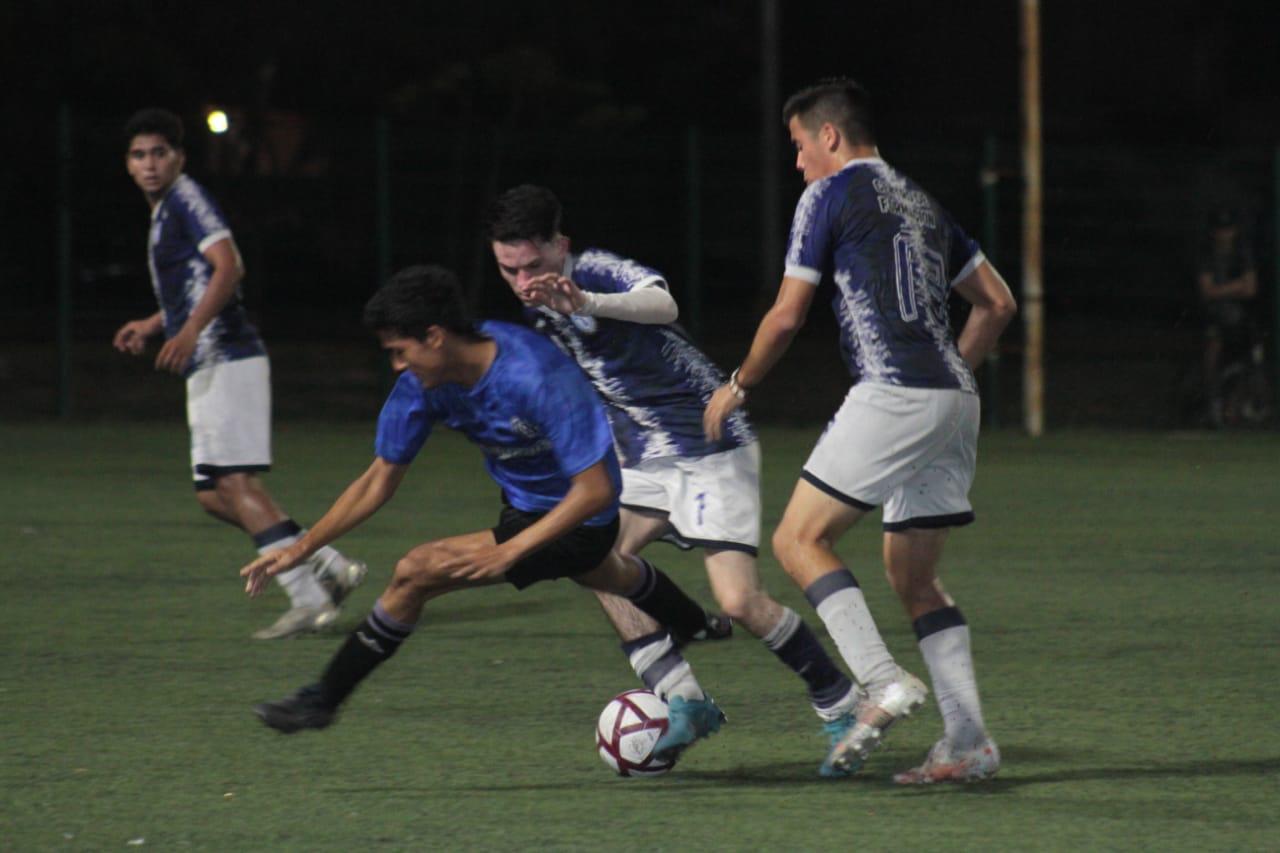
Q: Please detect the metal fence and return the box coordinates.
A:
[5,108,1277,428]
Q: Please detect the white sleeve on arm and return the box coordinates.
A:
[576,282,678,324]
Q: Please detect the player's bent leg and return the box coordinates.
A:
[771,478,866,589]
[255,531,499,733]
[617,508,730,644]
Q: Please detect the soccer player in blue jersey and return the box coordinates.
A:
[486,185,867,776]
[243,265,725,762]
[705,79,1017,783]
[112,109,365,639]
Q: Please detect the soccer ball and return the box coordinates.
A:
[596,689,675,777]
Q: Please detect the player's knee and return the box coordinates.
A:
[771,523,814,568]
[194,490,222,517]
[389,548,447,594]
[714,586,764,624]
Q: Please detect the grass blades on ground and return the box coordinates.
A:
[2,422,1278,851]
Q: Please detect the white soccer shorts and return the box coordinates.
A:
[621,442,761,554]
[802,383,979,531]
[185,355,273,490]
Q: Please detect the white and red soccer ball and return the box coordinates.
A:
[596,689,675,777]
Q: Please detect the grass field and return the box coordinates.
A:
[3,421,1278,851]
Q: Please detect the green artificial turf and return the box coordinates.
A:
[2,422,1277,850]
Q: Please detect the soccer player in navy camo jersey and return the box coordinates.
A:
[113,108,365,640]
[244,265,724,764]
[705,79,1017,783]
[486,186,867,776]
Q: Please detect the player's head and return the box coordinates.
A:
[782,78,876,184]
[364,265,482,386]
[123,108,186,197]
[484,185,571,303]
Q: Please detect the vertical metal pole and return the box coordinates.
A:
[375,116,392,290]
[1020,0,1045,436]
[981,133,1002,428]
[57,103,73,419]
[685,126,704,339]
[759,0,781,307]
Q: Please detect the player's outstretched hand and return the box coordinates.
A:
[523,273,586,315]
[241,543,310,598]
[703,383,744,441]
[442,543,517,582]
[155,327,197,374]
[112,320,152,355]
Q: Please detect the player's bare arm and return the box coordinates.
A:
[1198,268,1258,301]
[704,276,815,440]
[241,457,408,596]
[444,458,616,581]
[112,311,164,355]
[953,260,1018,369]
[155,237,244,374]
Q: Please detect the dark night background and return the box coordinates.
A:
[5,0,1280,426]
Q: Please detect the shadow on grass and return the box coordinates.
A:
[894,751,1280,796]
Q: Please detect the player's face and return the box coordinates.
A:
[491,238,569,303]
[788,116,836,184]
[379,329,448,388]
[126,134,184,197]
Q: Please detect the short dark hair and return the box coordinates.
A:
[363,265,476,339]
[123,108,185,151]
[484,184,563,243]
[782,78,876,146]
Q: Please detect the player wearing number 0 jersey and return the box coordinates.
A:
[488,186,867,774]
[705,79,1017,782]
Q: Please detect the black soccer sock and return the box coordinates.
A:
[763,607,856,713]
[623,558,708,644]
[317,602,415,708]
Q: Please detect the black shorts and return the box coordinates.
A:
[492,506,620,590]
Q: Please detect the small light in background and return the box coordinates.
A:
[206,109,230,134]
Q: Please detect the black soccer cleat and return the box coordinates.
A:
[254,684,337,734]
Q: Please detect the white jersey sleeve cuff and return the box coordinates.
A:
[784,265,822,285]
[197,230,233,254]
[950,251,986,287]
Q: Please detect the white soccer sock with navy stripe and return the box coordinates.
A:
[620,630,705,702]
[916,607,988,751]
[253,520,329,609]
[805,568,899,694]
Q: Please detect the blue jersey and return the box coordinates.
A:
[526,249,755,468]
[784,158,983,393]
[147,174,265,374]
[374,321,621,526]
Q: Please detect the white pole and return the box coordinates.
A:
[1021,0,1045,436]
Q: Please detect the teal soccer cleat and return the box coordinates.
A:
[652,695,726,763]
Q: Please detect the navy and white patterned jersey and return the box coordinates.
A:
[374,320,621,527]
[146,174,264,374]
[784,158,984,393]
[525,248,755,468]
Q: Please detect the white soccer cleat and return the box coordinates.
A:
[823,669,928,776]
[251,603,340,640]
[313,551,369,606]
[893,737,1001,785]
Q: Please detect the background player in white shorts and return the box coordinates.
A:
[112,108,365,639]
[705,79,1017,783]
[486,185,867,775]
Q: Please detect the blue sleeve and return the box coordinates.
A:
[374,373,434,464]
[174,180,233,254]
[944,216,984,286]
[783,180,833,285]
[532,364,615,477]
